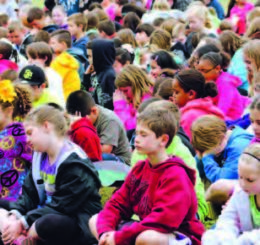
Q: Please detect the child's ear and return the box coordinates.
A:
[188,90,197,100]
[160,134,169,147]
[215,65,221,73]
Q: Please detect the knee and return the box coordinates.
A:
[135,230,168,245]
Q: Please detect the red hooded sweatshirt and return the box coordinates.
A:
[69,117,102,162]
[97,156,205,245]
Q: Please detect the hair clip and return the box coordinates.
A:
[0,80,17,103]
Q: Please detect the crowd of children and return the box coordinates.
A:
[0,0,260,244]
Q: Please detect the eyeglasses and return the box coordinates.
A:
[197,66,217,74]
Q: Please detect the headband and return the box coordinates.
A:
[0,80,17,103]
[243,152,260,161]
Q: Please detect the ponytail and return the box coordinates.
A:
[175,69,218,98]
[200,51,230,70]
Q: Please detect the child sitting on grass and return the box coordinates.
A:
[89,108,204,245]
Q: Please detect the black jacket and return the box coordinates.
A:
[9,153,102,244]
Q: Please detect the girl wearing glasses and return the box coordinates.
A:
[197,51,251,120]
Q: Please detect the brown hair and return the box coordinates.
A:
[123,12,141,32]
[0,27,7,39]
[27,42,53,67]
[136,23,155,37]
[117,28,138,48]
[25,105,68,137]
[191,115,227,152]
[86,12,99,31]
[160,18,178,37]
[27,7,44,24]
[0,14,9,26]
[91,8,109,22]
[8,21,24,33]
[219,30,246,57]
[154,77,173,100]
[67,13,88,32]
[33,30,50,43]
[149,29,171,51]
[0,83,32,120]
[50,30,72,48]
[219,19,234,32]
[115,65,153,108]
[98,20,115,36]
[0,41,13,59]
[137,108,177,148]
[243,39,260,71]
[246,17,260,38]
[0,70,18,82]
[147,100,181,125]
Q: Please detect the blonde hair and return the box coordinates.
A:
[246,17,260,38]
[247,7,260,24]
[115,65,153,108]
[172,22,186,40]
[67,13,88,32]
[186,4,212,29]
[152,0,170,10]
[25,105,68,137]
[149,29,171,51]
[117,28,138,48]
[240,143,260,169]
[243,39,260,71]
[191,115,227,152]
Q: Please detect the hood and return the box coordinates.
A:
[69,117,96,134]
[229,126,253,144]
[92,39,115,73]
[181,97,225,119]
[52,52,79,71]
[149,156,196,186]
[217,72,242,88]
[42,24,60,33]
[0,59,18,73]
[67,47,88,63]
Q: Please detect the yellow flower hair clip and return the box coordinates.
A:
[0,80,17,103]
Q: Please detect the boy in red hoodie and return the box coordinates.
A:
[89,108,204,245]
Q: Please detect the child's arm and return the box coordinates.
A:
[202,189,244,244]
[112,167,202,245]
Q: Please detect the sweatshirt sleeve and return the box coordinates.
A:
[114,167,195,245]
[113,100,136,131]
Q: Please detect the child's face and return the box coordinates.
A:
[87,49,93,65]
[135,122,167,155]
[136,31,149,47]
[150,59,161,81]
[244,54,257,77]
[188,16,204,33]
[172,78,191,108]
[113,60,124,74]
[52,9,66,26]
[49,37,66,56]
[173,31,186,44]
[27,54,45,67]
[250,109,260,139]
[24,121,50,152]
[8,30,24,46]
[30,17,45,30]
[238,160,260,194]
[118,86,133,103]
[68,21,81,36]
[197,59,220,82]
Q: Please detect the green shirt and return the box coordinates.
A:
[33,89,63,108]
[250,195,260,228]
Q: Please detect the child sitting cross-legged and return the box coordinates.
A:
[89,108,205,245]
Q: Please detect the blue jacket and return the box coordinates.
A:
[226,113,251,130]
[197,126,253,183]
[208,0,225,20]
[72,35,89,61]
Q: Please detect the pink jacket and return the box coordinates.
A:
[0,59,18,73]
[114,92,152,131]
[230,2,254,35]
[180,97,225,140]
[213,72,251,120]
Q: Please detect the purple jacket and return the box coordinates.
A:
[0,122,32,201]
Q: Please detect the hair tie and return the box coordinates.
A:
[243,152,260,161]
[0,80,17,103]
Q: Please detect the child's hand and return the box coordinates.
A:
[99,231,115,245]
[113,90,126,102]
[85,64,94,74]
[2,219,23,245]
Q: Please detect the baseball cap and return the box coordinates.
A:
[19,65,46,86]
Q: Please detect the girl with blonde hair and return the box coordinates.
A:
[113,64,153,130]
